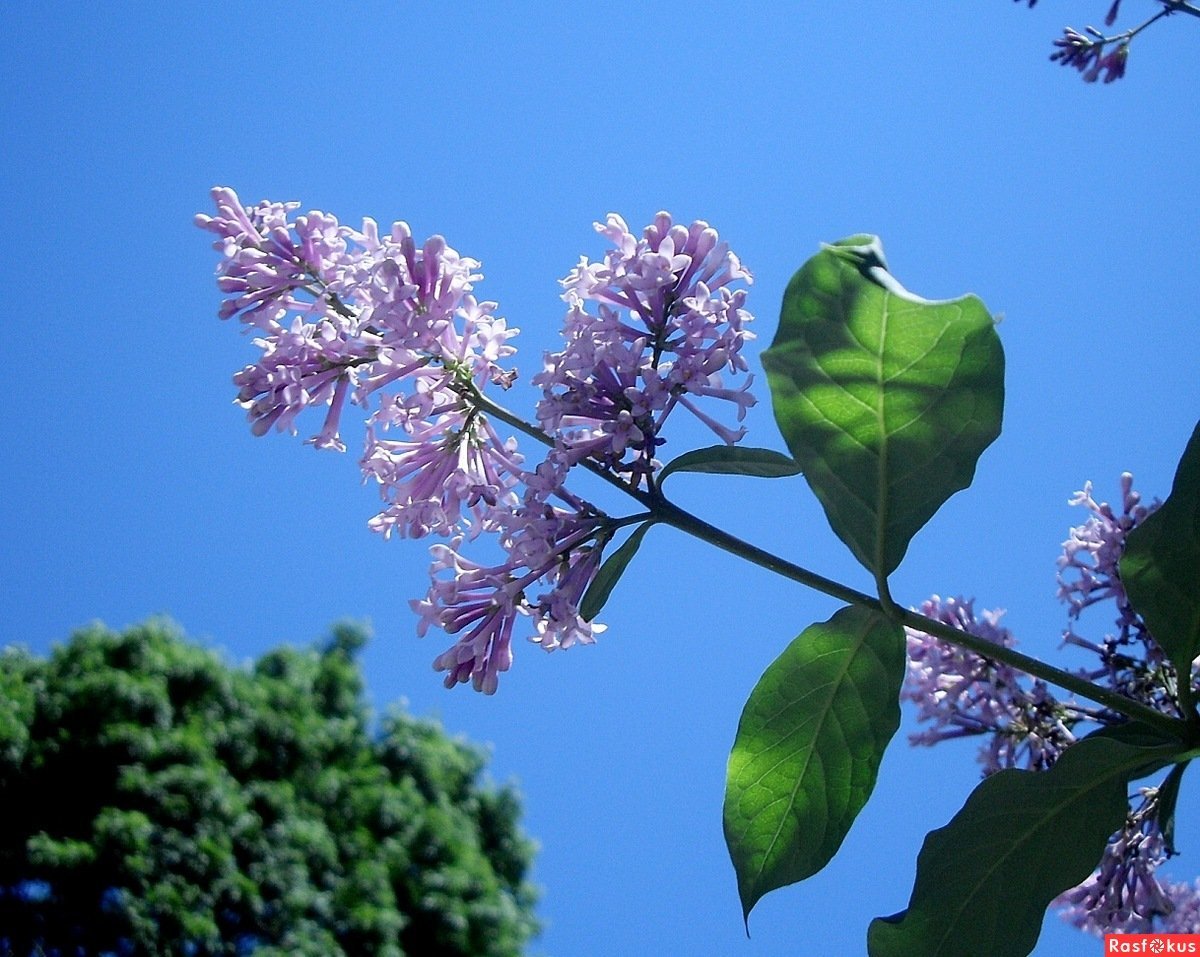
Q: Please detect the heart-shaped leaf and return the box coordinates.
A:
[724,605,905,923]
[762,236,1004,577]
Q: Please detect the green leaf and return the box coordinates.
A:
[658,445,802,484]
[1157,760,1188,855]
[762,236,1004,577]
[723,605,906,923]
[579,523,653,622]
[867,731,1184,957]
[1121,420,1200,684]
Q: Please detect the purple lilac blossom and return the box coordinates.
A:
[1057,788,1200,934]
[1058,473,1152,627]
[202,192,731,693]
[411,458,611,693]
[1057,474,1175,714]
[905,475,1195,936]
[903,596,1084,773]
[197,187,524,541]
[535,212,756,487]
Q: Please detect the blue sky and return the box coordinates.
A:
[3,4,1198,955]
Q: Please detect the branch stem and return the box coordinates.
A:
[652,500,1186,738]
[1160,0,1200,20]
[472,391,1186,739]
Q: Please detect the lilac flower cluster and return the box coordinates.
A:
[536,213,755,487]
[903,597,1084,773]
[200,191,754,693]
[903,475,1199,934]
[1058,474,1172,714]
[196,187,523,542]
[1013,0,1139,82]
[410,457,617,693]
[1058,788,1200,935]
[1051,476,1200,931]
[1050,28,1129,83]
[1058,474,1148,621]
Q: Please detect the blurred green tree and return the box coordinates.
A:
[0,620,539,956]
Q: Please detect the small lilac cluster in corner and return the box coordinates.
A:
[536,213,755,487]
[1050,28,1129,83]
[199,190,754,693]
[1013,0,1141,83]
[903,474,1199,934]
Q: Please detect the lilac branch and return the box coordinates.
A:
[1019,0,1200,82]
[468,386,1186,734]
[654,499,1187,738]
[475,388,1185,731]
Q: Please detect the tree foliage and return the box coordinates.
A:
[0,620,539,956]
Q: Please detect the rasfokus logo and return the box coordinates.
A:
[1105,935,1200,954]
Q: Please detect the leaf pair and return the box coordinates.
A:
[726,235,1007,939]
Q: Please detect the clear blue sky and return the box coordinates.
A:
[3,4,1197,955]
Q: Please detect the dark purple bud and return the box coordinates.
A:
[1050,28,1098,72]
[1105,0,1122,26]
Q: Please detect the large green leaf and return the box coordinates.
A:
[1121,419,1200,684]
[867,731,1184,957]
[762,236,1004,577]
[723,605,905,923]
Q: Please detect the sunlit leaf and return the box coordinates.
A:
[723,605,905,923]
[762,236,1003,577]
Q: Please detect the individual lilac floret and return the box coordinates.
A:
[536,213,756,486]
[903,597,1084,773]
[198,187,523,540]
[412,461,612,694]
[1057,788,1200,934]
